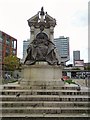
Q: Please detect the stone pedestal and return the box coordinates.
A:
[20,62,64,88]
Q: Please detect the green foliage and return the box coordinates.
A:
[72,68,81,70]
[3,55,20,71]
[2,78,18,84]
[84,66,90,70]
[64,79,76,84]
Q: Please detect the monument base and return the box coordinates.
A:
[20,62,64,88]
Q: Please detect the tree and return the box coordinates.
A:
[84,66,90,70]
[3,55,20,71]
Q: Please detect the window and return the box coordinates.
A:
[13,40,16,49]
[12,50,16,55]
[12,40,14,48]
[6,37,10,46]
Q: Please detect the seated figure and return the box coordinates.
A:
[24,32,60,65]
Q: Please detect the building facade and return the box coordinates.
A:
[0,31,17,64]
[73,50,80,66]
[23,39,30,60]
[54,36,70,64]
[0,33,2,77]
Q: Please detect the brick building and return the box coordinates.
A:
[0,35,2,77]
[0,31,17,64]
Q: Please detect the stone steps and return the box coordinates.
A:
[1,101,89,107]
[1,95,89,102]
[2,113,89,118]
[1,107,90,114]
[1,90,89,96]
[1,89,88,91]
[1,84,90,118]
[2,84,81,90]
[3,84,21,90]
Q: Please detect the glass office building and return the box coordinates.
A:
[54,36,70,64]
[23,39,30,59]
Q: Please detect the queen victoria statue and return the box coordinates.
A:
[24,7,61,65]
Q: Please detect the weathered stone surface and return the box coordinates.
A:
[21,63,63,87]
[1,83,90,118]
[24,7,60,65]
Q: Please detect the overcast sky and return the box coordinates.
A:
[0,0,89,64]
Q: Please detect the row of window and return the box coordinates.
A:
[5,40,16,49]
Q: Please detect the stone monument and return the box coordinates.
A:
[21,7,63,87]
[2,8,89,119]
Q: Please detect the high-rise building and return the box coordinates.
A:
[0,31,17,64]
[23,39,29,59]
[73,50,80,65]
[73,50,80,60]
[54,36,70,64]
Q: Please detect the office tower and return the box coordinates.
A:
[23,39,29,59]
[54,36,70,64]
[73,50,80,66]
[73,50,80,60]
